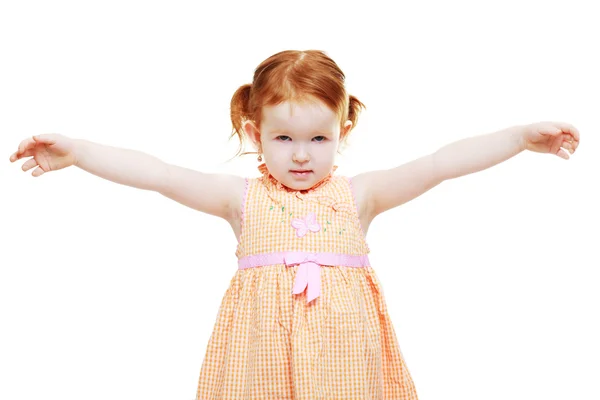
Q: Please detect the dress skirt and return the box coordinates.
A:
[195,264,419,400]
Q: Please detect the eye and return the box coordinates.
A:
[313,136,326,142]
[276,135,291,141]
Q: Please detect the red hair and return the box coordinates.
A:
[229,49,366,157]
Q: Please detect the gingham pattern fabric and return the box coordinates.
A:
[195,164,418,400]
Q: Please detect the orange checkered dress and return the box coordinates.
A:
[195,164,418,400]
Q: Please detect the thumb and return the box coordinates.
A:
[544,125,562,136]
[33,133,58,145]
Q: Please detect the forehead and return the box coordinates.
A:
[261,100,339,132]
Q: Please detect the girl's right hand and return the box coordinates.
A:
[9,133,77,177]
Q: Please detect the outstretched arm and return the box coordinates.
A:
[352,122,580,219]
[74,139,245,221]
[159,163,245,220]
[9,134,244,222]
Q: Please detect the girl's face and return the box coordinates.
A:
[246,99,352,190]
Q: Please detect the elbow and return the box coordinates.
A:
[157,162,173,194]
[430,151,449,183]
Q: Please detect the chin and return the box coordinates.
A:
[295,182,314,190]
[283,180,310,190]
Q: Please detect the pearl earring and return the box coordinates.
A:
[257,154,262,162]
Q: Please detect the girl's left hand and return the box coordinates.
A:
[522,121,580,160]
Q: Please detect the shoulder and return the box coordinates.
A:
[344,172,374,221]
[227,174,269,214]
[322,173,374,235]
[323,174,369,214]
[224,175,250,222]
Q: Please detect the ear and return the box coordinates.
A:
[340,120,353,141]
[243,120,261,150]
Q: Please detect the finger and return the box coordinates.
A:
[567,140,577,153]
[18,138,35,155]
[562,134,579,154]
[561,134,574,146]
[561,142,575,153]
[32,166,45,177]
[10,149,34,161]
[22,158,38,172]
[555,122,580,143]
[556,148,569,160]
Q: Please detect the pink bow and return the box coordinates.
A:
[284,252,322,303]
[238,252,371,304]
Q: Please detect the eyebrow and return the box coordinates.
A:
[271,130,332,135]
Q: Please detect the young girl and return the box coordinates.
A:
[9,49,580,400]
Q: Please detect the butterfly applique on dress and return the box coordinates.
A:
[291,212,321,238]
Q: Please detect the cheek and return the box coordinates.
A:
[313,141,337,156]
[266,143,291,161]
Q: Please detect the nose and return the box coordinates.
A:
[292,145,310,163]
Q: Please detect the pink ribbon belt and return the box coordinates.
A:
[238,251,370,303]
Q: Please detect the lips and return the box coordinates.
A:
[290,170,313,178]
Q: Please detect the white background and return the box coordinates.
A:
[1,1,598,399]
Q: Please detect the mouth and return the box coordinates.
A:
[290,169,313,177]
